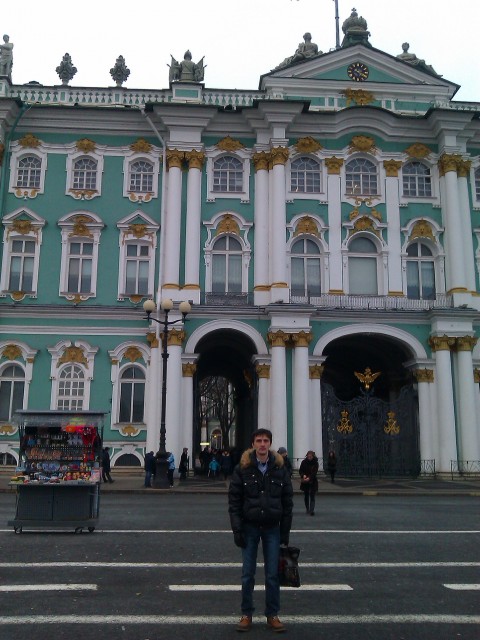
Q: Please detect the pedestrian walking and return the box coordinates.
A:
[167,451,175,487]
[144,450,155,487]
[220,449,232,479]
[326,450,337,483]
[179,447,189,480]
[277,447,293,477]
[299,450,318,515]
[208,457,220,478]
[228,428,293,633]
[101,447,114,483]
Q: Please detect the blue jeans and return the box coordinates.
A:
[241,523,280,617]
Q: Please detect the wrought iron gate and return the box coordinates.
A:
[321,383,420,477]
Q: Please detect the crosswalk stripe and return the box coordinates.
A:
[169,584,352,591]
[0,614,478,625]
[0,561,478,568]
[0,584,97,592]
[443,584,480,590]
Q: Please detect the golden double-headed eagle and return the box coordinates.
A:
[354,367,381,390]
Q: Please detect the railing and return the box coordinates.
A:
[450,460,480,479]
[291,293,454,310]
[420,460,436,476]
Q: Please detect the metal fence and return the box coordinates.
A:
[450,460,480,479]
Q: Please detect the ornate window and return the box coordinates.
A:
[475,167,480,201]
[124,243,150,296]
[56,364,85,411]
[0,209,45,300]
[290,157,321,193]
[117,212,158,301]
[213,156,243,192]
[345,158,378,195]
[129,160,154,193]
[0,364,25,422]
[347,236,379,294]
[58,213,104,300]
[290,238,322,297]
[72,157,98,190]
[405,242,436,299]
[119,366,146,423]
[16,156,41,189]
[402,161,432,197]
[211,235,243,293]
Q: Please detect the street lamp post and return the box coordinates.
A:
[143,298,191,487]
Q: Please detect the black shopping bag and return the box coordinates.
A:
[278,545,301,588]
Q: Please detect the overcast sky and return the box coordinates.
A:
[2,0,478,102]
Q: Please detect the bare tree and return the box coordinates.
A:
[200,376,236,449]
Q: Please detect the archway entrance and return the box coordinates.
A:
[321,334,420,477]
[193,329,258,463]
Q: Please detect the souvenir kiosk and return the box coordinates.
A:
[8,410,106,533]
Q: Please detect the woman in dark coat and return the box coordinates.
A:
[299,450,318,515]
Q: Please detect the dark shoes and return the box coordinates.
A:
[267,616,286,632]
[236,615,252,632]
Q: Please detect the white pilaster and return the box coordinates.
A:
[309,358,326,472]
[146,341,161,453]
[384,163,403,294]
[413,369,435,464]
[254,358,271,430]
[164,331,184,461]
[184,151,204,304]
[325,159,343,292]
[457,168,476,292]
[268,331,288,448]
[440,157,467,292]
[453,338,480,461]
[181,358,197,455]
[292,333,311,463]
[270,147,289,303]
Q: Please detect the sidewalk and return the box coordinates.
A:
[1,470,479,496]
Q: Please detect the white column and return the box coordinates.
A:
[184,150,204,304]
[181,359,197,455]
[457,164,476,292]
[253,151,270,305]
[254,361,271,430]
[430,336,457,472]
[453,337,480,461]
[292,332,312,463]
[162,150,184,293]
[145,336,161,453]
[383,161,403,294]
[268,331,289,448]
[309,360,325,472]
[413,368,435,465]
[325,158,344,292]
[269,147,289,303]
[440,155,467,292]
[164,328,185,462]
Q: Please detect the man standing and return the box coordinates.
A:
[228,428,293,633]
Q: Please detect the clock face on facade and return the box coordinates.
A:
[347,62,369,82]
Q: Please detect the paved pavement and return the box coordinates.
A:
[1,469,479,496]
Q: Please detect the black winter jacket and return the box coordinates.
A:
[228,448,293,544]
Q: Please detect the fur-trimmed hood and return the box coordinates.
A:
[239,448,284,469]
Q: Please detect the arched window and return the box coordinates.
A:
[345,158,378,195]
[73,157,98,190]
[0,365,25,421]
[57,364,85,411]
[290,157,321,193]
[475,167,480,201]
[290,238,321,296]
[119,366,145,423]
[213,156,243,192]
[16,156,41,189]
[403,161,432,197]
[348,236,378,294]
[129,160,154,193]
[406,242,436,299]
[211,235,243,293]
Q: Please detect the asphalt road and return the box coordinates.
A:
[0,492,479,640]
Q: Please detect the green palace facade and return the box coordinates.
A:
[1,10,480,475]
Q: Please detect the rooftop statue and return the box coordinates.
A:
[397,42,440,77]
[0,34,13,79]
[110,55,130,87]
[169,50,205,83]
[56,53,77,86]
[275,32,321,70]
[341,8,371,47]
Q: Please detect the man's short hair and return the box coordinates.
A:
[251,428,272,444]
